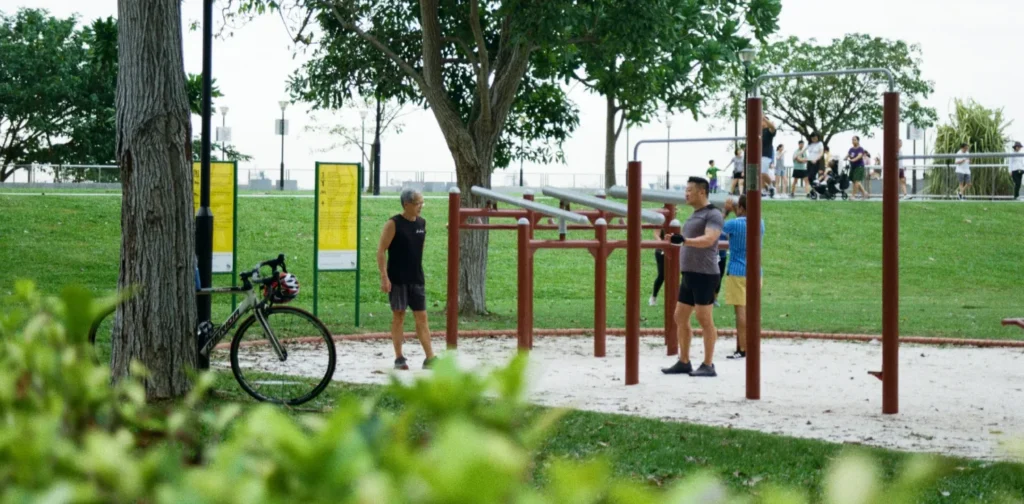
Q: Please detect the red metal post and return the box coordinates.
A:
[517,217,531,351]
[745,97,763,401]
[594,218,608,357]
[664,218,681,355]
[523,192,535,348]
[446,189,461,349]
[625,161,642,385]
[882,92,900,414]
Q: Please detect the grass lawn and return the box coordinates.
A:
[2,193,1020,340]
[205,374,1024,503]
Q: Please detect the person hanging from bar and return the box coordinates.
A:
[720,195,764,359]
[377,189,437,370]
[661,176,724,377]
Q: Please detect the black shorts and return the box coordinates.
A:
[389,284,426,312]
[807,160,822,180]
[732,171,744,180]
[792,169,807,179]
[678,272,719,307]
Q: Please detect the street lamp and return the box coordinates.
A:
[665,117,672,189]
[218,106,229,161]
[518,117,526,187]
[738,48,757,195]
[277,100,289,191]
[359,109,368,191]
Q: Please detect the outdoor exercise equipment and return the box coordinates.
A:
[446,182,679,385]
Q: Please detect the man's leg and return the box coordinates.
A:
[734,305,746,352]
[694,304,717,366]
[391,310,406,359]
[675,302,695,363]
[1013,171,1023,199]
[412,311,435,360]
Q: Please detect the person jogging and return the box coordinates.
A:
[720,195,764,359]
[377,189,437,370]
[661,177,724,377]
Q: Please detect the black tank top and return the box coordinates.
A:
[387,215,426,285]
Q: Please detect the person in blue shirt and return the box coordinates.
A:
[720,195,764,359]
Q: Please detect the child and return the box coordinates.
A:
[706,160,720,193]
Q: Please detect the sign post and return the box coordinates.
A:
[314,162,362,325]
[192,161,238,308]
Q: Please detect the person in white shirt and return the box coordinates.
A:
[803,132,825,198]
[954,142,971,200]
[1010,141,1024,200]
[898,140,909,198]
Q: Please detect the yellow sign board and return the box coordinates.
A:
[315,163,360,270]
[193,161,236,273]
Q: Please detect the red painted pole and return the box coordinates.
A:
[594,218,608,357]
[625,161,642,385]
[523,192,535,348]
[664,218,681,355]
[446,189,461,349]
[745,97,763,401]
[882,92,900,414]
[517,217,530,352]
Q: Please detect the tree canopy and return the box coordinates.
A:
[0,9,118,181]
[716,34,937,147]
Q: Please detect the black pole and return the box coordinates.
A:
[279,107,285,191]
[220,112,226,161]
[372,97,382,195]
[742,63,751,196]
[519,136,524,187]
[195,0,215,370]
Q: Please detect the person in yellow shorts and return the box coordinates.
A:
[720,195,764,359]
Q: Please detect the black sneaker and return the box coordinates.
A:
[726,350,746,359]
[423,356,438,369]
[689,363,717,377]
[394,357,409,370]
[661,360,693,374]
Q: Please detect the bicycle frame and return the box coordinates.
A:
[197,285,287,362]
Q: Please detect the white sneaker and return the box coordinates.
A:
[648,296,657,306]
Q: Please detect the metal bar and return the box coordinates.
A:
[898,153,1024,160]
[632,136,744,162]
[625,161,642,385]
[753,68,895,96]
[542,186,665,225]
[882,92,900,415]
[446,188,461,350]
[594,218,608,358]
[745,97,763,401]
[517,218,530,351]
[607,185,731,207]
[470,186,590,224]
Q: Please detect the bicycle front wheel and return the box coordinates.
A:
[229,306,337,406]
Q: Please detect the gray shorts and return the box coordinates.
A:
[957,173,971,184]
[389,284,426,312]
[775,167,786,177]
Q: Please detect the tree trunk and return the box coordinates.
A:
[604,95,618,188]
[455,153,491,314]
[113,0,196,399]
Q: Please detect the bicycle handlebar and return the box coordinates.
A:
[239,254,288,290]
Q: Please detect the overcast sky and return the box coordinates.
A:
[6,0,1024,188]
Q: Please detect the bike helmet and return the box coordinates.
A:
[265,272,300,303]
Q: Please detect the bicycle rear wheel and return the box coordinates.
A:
[87,305,117,364]
[229,306,337,406]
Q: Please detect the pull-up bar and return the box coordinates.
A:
[469,186,590,224]
[607,186,730,206]
[541,187,666,225]
[898,152,1024,160]
[632,136,744,161]
[752,68,896,96]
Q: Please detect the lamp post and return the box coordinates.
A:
[518,117,526,187]
[218,106,229,161]
[665,118,672,189]
[277,100,288,191]
[739,48,757,195]
[359,109,368,191]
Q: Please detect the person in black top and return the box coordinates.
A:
[377,189,436,370]
[760,117,777,197]
[649,228,667,306]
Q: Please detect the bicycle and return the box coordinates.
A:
[89,254,337,406]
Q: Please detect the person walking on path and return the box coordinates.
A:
[649,227,667,306]
[898,140,909,198]
[721,195,764,359]
[377,189,437,370]
[955,143,972,200]
[1011,141,1024,200]
[805,132,825,193]
[760,118,777,198]
[791,140,808,197]
[846,136,870,200]
[775,143,789,197]
[661,177,724,377]
[706,159,721,193]
[728,148,744,195]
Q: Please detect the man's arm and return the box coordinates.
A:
[377,220,396,292]
[684,226,723,249]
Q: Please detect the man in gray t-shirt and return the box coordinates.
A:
[662,177,724,377]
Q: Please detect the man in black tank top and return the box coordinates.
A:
[377,189,436,370]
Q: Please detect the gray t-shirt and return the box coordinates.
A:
[680,205,725,274]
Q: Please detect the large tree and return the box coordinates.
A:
[0,9,119,181]
[234,0,588,313]
[113,0,196,399]
[715,34,937,147]
[559,0,780,187]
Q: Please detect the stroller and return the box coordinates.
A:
[810,163,849,200]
